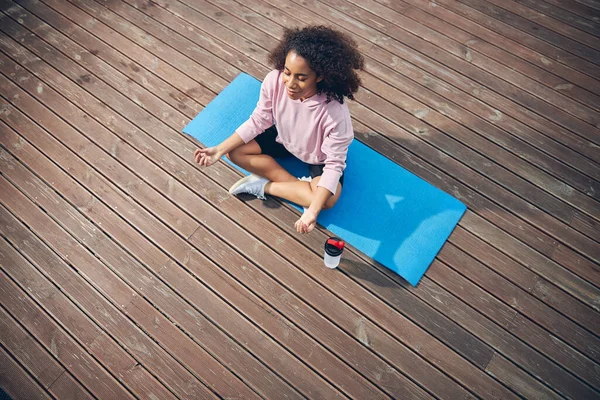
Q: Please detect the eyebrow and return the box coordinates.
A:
[284,66,309,76]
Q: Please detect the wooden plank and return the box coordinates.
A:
[483,0,600,47]
[338,0,600,124]
[223,161,600,397]
[0,344,52,400]
[184,203,503,396]
[47,372,92,400]
[351,117,598,321]
[81,0,600,253]
[485,353,562,400]
[56,0,600,362]
[217,176,599,396]
[455,0,600,64]
[0,122,258,397]
[76,0,600,394]
[1,1,596,398]
[13,0,206,116]
[192,0,600,310]
[69,0,269,80]
[553,243,600,292]
[0,244,135,400]
[577,0,600,11]
[0,14,196,241]
[375,0,600,100]
[459,211,599,311]
[163,236,435,399]
[416,270,599,399]
[0,206,186,400]
[61,0,237,90]
[0,307,66,391]
[293,0,600,229]
[37,1,231,95]
[0,116,295,398]
[450,227,600,336]
[351,78,600,243]
[353,111,599,309]
[355,71,600,229]
[431,246,600,389]
[509,0,600,36]
[183,200,512,395]
[353,113,598,308]
[0,319,91,400]
[569,210,600,245]
[534,0,600,22]
[1,304,95,399]
[368,0,600,113]
[0,189,218,400]
[20,0,209,116]
[413,0,600,88]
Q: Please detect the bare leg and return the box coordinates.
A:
[265,181,315,207]
[266,177,342,209]
[227,141,297,183]
[228,142,342,209]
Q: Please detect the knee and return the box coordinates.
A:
[323,198,336,210]
[322,184,342,209]
[322,195,339,210]
[226,147,242,162]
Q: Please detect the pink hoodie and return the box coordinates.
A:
[236,70,354,195]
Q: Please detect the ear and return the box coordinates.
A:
[316,75,324,83]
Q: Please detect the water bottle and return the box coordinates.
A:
[324,237,345,268]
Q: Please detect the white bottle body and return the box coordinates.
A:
[324,252,341,268]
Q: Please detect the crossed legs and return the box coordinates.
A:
[227,140,341,209]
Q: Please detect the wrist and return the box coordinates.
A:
[215,144,226,157]
[307,205,321,215]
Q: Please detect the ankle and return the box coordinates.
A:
[264,181,272,194]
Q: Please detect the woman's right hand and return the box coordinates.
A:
[194,147,222,167]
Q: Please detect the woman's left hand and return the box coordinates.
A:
[295,209,318,234]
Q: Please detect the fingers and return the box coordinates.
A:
[194,148,216,166]
[294,218,312,234]
[194,148,210,164]
[194,149,206,164]
[294,219,302,233]
[294,219,303,234]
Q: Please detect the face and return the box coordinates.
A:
[282,51,322,101]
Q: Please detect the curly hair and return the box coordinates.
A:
[268,26,364,104]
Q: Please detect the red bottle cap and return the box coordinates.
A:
[326,238,345,250]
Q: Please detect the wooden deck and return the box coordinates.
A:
[0,0,599,398]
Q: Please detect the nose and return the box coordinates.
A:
[287,76,299,89]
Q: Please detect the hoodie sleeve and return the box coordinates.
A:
[236,70,278,143]
[317,105,354,195]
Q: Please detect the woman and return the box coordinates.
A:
[194,26,364,234]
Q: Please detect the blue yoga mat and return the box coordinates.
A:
[184,73,466,286]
